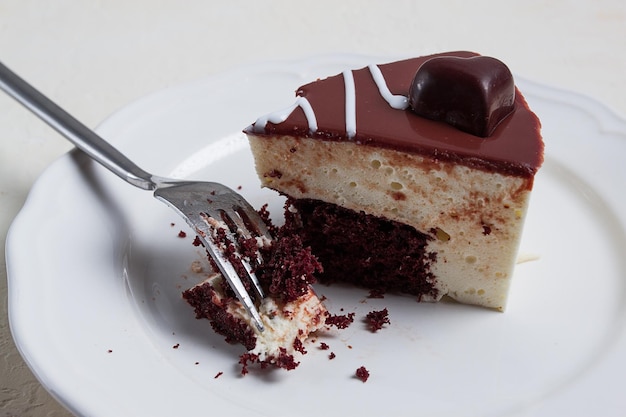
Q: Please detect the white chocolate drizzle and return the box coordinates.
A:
[253,64,407,139]
[368,64,409,110]
[343,70,357,139]
[254,96,317,134]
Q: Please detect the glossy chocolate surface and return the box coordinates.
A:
[409,56,515,137]
[249,51,543,177]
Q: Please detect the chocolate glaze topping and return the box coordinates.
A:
[247,51,543,177]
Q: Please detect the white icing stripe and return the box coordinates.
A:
[255,63,409,139]
[295,97,318,132]
[254,96,317,134]
[368,64,409,110]
[343,70,356,139]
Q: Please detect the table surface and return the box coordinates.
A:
[1,1,625,416]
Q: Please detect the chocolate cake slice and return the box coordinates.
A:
[245,51,543,310]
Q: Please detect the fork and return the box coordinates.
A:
[0,62,270,331]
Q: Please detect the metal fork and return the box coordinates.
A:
[0,62,270,331]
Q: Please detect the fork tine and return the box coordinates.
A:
[199,228,265,332]
[220,190,273,241]
[198,213,265,332]
[240,256,265,301]
[205,208,265,300]
[154,182,271,332]
[217,207,270,301]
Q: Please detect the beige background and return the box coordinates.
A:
[1,1,625,415]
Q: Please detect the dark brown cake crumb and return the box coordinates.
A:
[365,308,390,332]
[355,366,370,382]
[325,312,355,329]
[239,353,268,375]
[328,352,336,360]
[214,371,223,379]
[319,342,330,350]
[239,353,257,375]
[178,230,187,238]
[173,343,180,349]
[239,348,300,375]
[293,338,307,354]
[273,348,300,370]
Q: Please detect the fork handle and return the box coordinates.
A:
[0,61,158,190]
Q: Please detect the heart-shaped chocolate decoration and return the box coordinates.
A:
[408,56,515,137]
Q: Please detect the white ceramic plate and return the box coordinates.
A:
[7,55,626,417]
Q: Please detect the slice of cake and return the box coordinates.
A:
[244,51,544,311]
